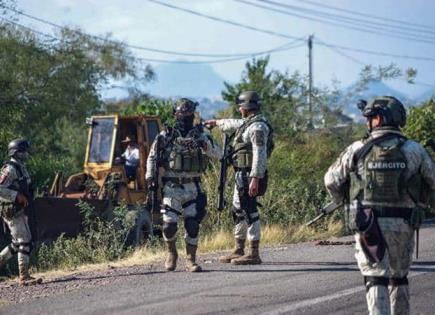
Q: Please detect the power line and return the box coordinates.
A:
[236,0,435,45]
[258,0,435,37]
[134,42,305,64]
[315,40,435,62]
[287,0,435,32]
[317,37,435,88]
[0,16,305,65]
[146,0,306,41]
[0,4,302,58]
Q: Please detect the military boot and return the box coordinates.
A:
[219,239,245,263]
[165,240,178,271]
[231,240,262,265]
[185,243,202,272]
[18,260,42,286]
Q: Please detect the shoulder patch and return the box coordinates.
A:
[253,130,265,146]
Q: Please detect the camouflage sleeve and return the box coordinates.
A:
[216,119,243,134]
[0,164,18,202]
[248,122,269,178]
[324,141,363,203]
[201,133,222,160]
[145,131,164,180]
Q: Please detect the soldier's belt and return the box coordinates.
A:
[162,177,201,185]
[373,207,413,220]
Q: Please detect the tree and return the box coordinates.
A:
[0,11,154,185]
[222,57,309,135]
[403,99,435,147]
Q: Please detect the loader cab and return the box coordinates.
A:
[83,115,162,204]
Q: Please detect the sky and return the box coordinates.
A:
[12,0,435,99]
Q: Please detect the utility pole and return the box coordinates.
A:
[308,34,314,129]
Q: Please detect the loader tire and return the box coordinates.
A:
[126,209,153,246]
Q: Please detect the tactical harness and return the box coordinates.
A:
[0,161,30,220]
[161,126,210,173]
[349,133,414,219]
[230,115,274,169]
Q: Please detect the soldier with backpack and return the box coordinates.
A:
[324,96,434,315]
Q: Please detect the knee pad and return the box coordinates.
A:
[231,206,245,224]
[184,218,199,239]
[15,242,32,256]
[364,276,389,292]
[163,222,178,239]
[389,276,408,286]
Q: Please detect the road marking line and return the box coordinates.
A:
[263,266,435,315]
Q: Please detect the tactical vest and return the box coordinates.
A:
[350,135,409,204]
[0,161,30,219]
[231,115,274,169]
[163,127,209,173]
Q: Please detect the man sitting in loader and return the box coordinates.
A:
[121,136,139,181]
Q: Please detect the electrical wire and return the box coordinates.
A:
[236,0,435,45]
[0,16,305,64]
[257,0,435,36]
[146,0,305,41]
[0,3,303,58]
[287,0,435,32]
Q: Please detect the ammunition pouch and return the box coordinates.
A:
[168,148,209,172]
[232,143,253,169]
[0,202,19,220]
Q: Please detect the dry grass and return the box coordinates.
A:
[3,221,343,282]
[199,220,343,253]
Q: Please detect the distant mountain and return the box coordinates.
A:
[337,81,410,121]
[414,88,435,104]
[147,62,226,99]
[195,97,227,119]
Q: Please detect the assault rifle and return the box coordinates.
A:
[306,201,343,226]
[217,134,230,211]
[147,135,163,214]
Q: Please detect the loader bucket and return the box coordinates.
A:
[32,197,108,243]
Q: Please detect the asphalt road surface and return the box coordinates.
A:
[1,221,435,315]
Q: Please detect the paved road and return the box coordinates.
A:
[1,222,435,315]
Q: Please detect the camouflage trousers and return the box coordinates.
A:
[0,211,32,274]
[161,181,204,246]
[232,171,261,242]
[355,217,414,315]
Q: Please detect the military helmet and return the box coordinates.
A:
[173,98,198,116]
[8,139,30,157]
[363,96,406,127]
[236,90,261,110]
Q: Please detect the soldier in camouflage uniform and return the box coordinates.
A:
[205,91,272,265]
[146,98,221,272]
[0,139,42,285]
[324,96,435,315]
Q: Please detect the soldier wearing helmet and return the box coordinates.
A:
[205,90,274,265]
[324,96,434,314]
[0,139,42,285]
[146,98,221,272]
